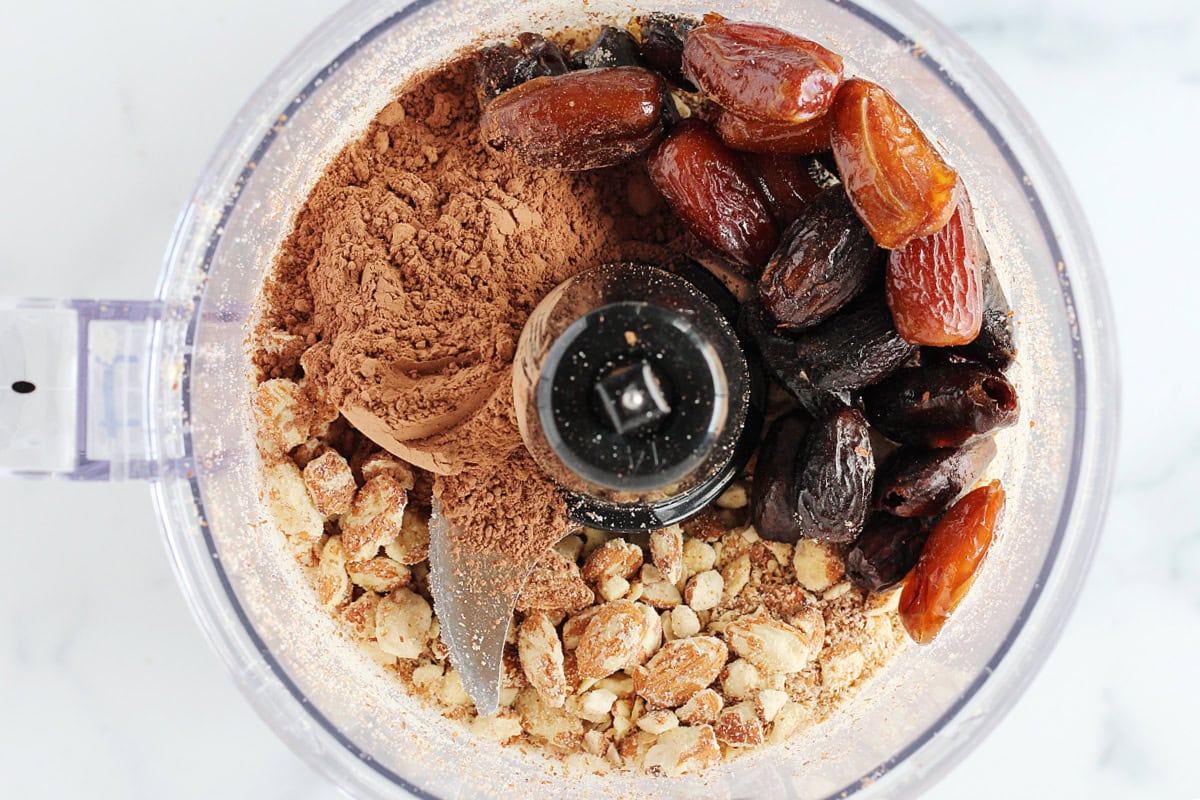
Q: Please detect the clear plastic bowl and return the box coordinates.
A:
[145,0,1119,797]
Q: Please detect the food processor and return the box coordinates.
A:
[0,0,1119,797]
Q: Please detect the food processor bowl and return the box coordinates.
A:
[0,0,1118,797]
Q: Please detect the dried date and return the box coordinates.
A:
[792,407,874,543]
[683,21,843,123]
[714,108,832,154]
[476,34,570,103]
[875,436,997,517]
[887,189,984,346]
[572,26,642,69]
[647,118,779,271]
[738,299,850,417]
[952,260,1016,368]
[792,293,918,391]
[751,411,810,542]
[845,514,929,593]
[899,480,1005,643]
[759,187,878,330]
[862,363,1018,447]
[830,78,959,249]
[637,13,699,90]
[480,67,666,171]
[744,152,823,228]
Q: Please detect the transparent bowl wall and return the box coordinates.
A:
[152,0,1118,797]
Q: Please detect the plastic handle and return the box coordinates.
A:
[0,298,163,481]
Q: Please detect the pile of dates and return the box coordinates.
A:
[476,15,1020,644]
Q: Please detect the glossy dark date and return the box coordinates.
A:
[952,260,1016,369]
[572,26,642,69]
[751,411,809,542]
[637,13,699,90]
[738,299,850,417]
[743,153,823,228]
[792,293,917,391]
[792,407,874,543]
[759,187,877,331]
[845,513,929,593]
[862,363,1019,447]
[874,436,997,517]
[476,34,570,103]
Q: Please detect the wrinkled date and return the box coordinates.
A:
[792,407,874,543]
[480,67,667,171]
[887,189,984,346]
[952,260,1017,368]
[846,514,929,593]
[759,187,878,330]
[572,25,642,69]
[793,293,918,391]
[647,118,780,271]
[900,480,1005,643]
[875,436,997,517]
[744,152,823,228]
[637,13,699,90]
[751,411,810,542]
[476,33,570,103]
[683,21,843,123]
[738,299,850,416]
[714,109,832,154]
[863,363,1018,447]
[831,78,959,249]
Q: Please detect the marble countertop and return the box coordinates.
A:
[0,0,1195,797]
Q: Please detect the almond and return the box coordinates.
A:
[340,475,408,559]
[649,525,684,584]
[724,609,821,674]
[575,600,650,681]
[302,450,356,516]
[518,612,568,708]
[516,548,594,614]
[715,701,765,747]
[792,539,845,592]
[632,636,727,708]
[382,506,430,565]
[676,688,723,725]
[346,556,410,593]
[642,724,721,777]
[374,588,432,660]
[684,569,724,611]
[582,538,644,583]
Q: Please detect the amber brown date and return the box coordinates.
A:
[952,260,1016,368]
[572,26,642,69]
[830,78,959,249]
[900,480,1005,643]
[863,363,1018,447]
[792,293,918,392]
[682,21,843,123]
[875,436,997,517]
[846,514,929,593]
[647,118,779,271]
[751,411,810,542]
[714,108,832,154]
[792,407,874,543]
[476,34,570,103]
[480,67,666,171]
[744,153,823,228]
[738,299,850,417]
[759,187,878,331]
[887,190,984,346]
[637,13,699,90]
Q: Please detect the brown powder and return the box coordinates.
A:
[260,57,681,477]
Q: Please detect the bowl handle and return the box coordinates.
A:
[0,298,165,481]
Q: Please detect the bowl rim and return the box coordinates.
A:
[152,0,1120,797]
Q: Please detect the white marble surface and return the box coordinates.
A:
[0,0,1195,797]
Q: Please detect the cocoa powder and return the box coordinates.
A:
[259,57,680,477]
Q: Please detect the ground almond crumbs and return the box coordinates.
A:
[250,372,907,777]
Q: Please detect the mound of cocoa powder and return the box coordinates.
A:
[258,57,681,477]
